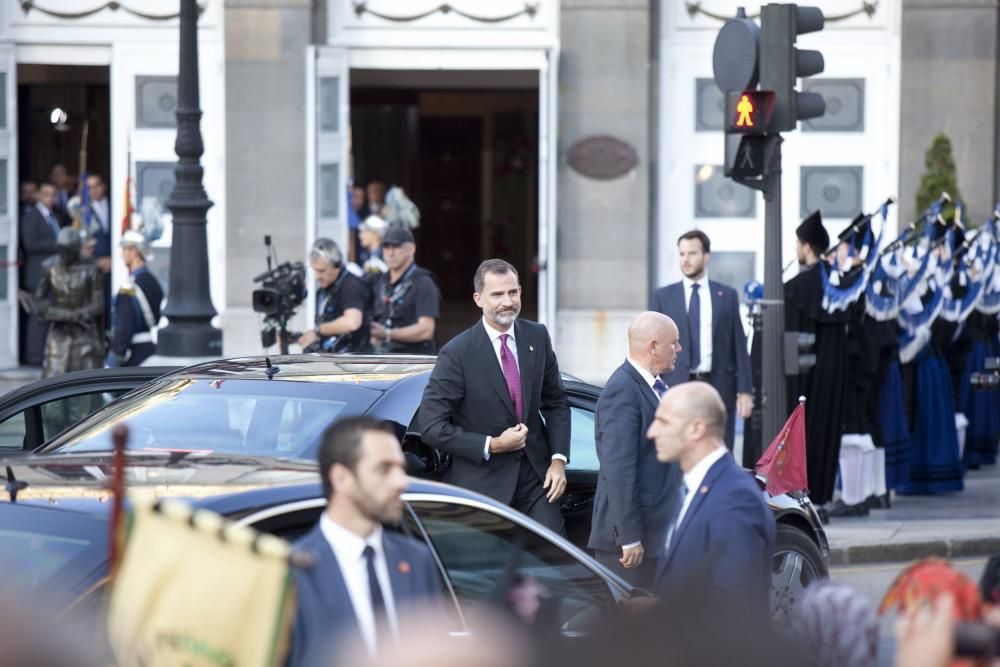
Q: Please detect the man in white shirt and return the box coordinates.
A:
[649,230,754,450]
[648,382,774,613]
[587,312,684,586]
[419,258,571,534]
[286,416,443,666]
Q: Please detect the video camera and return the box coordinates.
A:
[251,236,307,354]
[970,356,1000,391]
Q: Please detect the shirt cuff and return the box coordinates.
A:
[551,454,567,463]
[622,541,642,550]
[483,437,491,461]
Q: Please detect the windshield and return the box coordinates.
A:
[45,378,382,459]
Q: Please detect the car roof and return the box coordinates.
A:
[0,451,522,518]
[0,366,180,405]
[162,354,437,390]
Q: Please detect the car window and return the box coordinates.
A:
[40,390,129,442]
[0,412,27,450]
[46,379,382,459]
[409,500,614,635]
[566,406,598,472]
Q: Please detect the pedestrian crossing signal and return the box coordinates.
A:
[725,90,775,134]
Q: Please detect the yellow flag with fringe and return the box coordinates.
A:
[106,499,295,667]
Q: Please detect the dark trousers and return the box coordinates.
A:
[511,455,565,536]
[594,549,658,589]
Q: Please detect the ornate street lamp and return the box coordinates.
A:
[157,0,222,358]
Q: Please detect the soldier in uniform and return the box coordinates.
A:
[370,225,441,354]
[34,227,105,378]
[106,231,163,367]
[294,238,372,354]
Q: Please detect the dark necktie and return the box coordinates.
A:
[688,284,702,371]
[664,482,689,553]
[653,377,667,400]
[362,545,387,644]
[499,334,523,421]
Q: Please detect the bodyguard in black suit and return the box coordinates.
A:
[19,183,62,366]
[419,259,570,533]
[587,312,683,587]
[649,230,753,450]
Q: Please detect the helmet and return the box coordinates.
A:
[56,227,81,250]
[120,230,151,257]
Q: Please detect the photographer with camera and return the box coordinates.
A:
[370,225,440,354]
[294,238,372,354]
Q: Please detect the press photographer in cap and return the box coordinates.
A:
[106,230,163,367]
[370,224,441,354]
[296,238,373,354]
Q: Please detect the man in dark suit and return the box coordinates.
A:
[419,258,571,533]
[648,382,775,615]
[649,230,753,450]
[287,416,443,666]
[587,311,683,587]
[19,182,62,366]
[85,174,113,324]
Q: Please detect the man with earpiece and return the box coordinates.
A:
[295,238,373,354]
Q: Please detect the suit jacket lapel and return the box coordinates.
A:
[709,280,723,352]
[383,533,411,606]
[303,527,362,637]
[670,283,690,369]
[471,323,519,422]
[622,361,658,411]
[515,320,534,420]
[661,454,730,570]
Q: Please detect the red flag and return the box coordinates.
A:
[121,174,134,234]
[755,399,808,496]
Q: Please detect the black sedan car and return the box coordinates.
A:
[0,452,638,640]
[31,355,829,620]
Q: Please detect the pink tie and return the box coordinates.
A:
[499,334,523,422]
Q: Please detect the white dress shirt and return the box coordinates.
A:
[92,198,110,233]
[320,514,398,655]
[682,275,713,374]
[481,318,567,463]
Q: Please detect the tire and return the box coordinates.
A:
[771,524,827,625]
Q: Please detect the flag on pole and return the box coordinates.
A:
[106,499,296,667]
[121,138,134,234]
[755,397,808,496]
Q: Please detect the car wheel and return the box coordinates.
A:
[771,524,827,625]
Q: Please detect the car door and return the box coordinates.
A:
[407,497,627,640]
[560,383,601,549]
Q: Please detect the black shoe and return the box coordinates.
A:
[878,492,891,509]
[865,495,880,510]
[827,500,869,517]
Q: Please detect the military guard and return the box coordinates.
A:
[106,231,163,367]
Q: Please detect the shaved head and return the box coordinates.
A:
[647,381,728,469]
[664,382,727,439]
[627,311,680,376]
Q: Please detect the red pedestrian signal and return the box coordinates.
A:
[725,90,775,134]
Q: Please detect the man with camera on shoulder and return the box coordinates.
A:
[295,238,373,354]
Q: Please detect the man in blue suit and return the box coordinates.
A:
[648,382,774,614]
[649,230,753,450]
[587,311,683,587]
[287,416,443,666]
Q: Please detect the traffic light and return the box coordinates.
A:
[722,90,774,177]
[784,331,816,375]
[759,4,826,132]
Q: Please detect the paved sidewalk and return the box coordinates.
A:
[825,463,1000,565]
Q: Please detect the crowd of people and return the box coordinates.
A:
[18,164,162,375]
[780,199,1000,520]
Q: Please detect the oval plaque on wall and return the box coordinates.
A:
[566,135,639,180]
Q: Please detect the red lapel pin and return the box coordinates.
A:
[398,561,411,574]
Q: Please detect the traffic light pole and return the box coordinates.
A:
[732,134,786,457]
[760,135,787,448]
